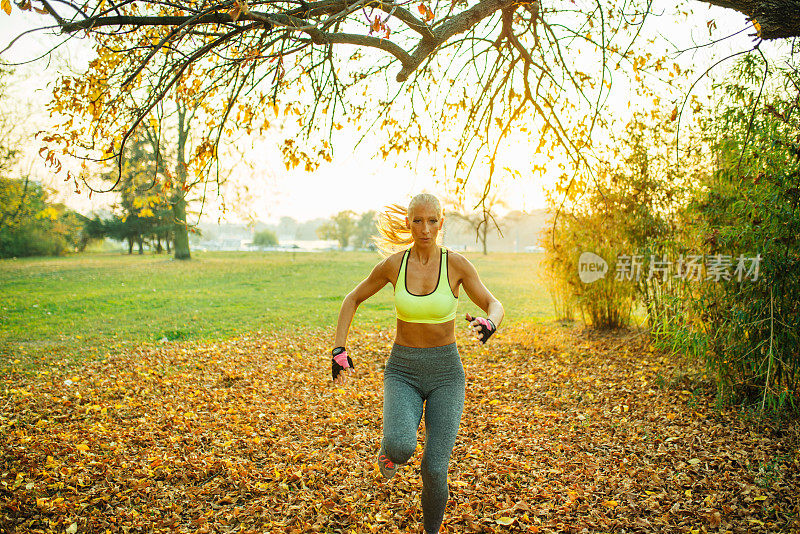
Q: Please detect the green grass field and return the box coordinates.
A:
[0,251,551,367]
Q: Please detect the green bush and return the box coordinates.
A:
[253,229,279,247]
[0,178,86,258]
[541,209,635,328]
[647,55,800,416]
[687,56,800,414]
[541,110,695,329]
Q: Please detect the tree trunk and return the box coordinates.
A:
[172,194,191,260]
[137,238,144,255]
[127,237,133,254]
[172,102,191,260]
[155,235,163,253]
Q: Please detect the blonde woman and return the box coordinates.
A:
[331,193,504,534]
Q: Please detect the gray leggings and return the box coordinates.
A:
[382,342,465,534]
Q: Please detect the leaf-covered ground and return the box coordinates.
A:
[2,323,798,533]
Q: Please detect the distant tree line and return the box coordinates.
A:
[316,210,378,249]
[275,216,330,241]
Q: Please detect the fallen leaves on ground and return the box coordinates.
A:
[1,323,798,533]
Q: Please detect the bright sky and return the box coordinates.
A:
[0,2,768,224]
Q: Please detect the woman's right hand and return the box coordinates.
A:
[331,347,355,385]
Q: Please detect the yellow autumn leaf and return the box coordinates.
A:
[496,517,515,525]
[76,443,89,452]
[754,495,767,501]
[602,500,618,508]
[1,0,11,15]
[36,206,59,221]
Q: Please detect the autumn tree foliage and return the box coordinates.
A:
[353,210,378,249]
[540,105,707,326]
[0,68,17,176]
[96,129,175,254]
[0,67,89,257]
[4,0,791,222]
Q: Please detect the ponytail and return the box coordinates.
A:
[373,193,444,257]
[374,204,414,256]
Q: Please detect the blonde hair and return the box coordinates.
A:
[374,193,444,256]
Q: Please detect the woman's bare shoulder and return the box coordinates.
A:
[373,250,405,277]
[446,249,470,268]
[446,249,478,278]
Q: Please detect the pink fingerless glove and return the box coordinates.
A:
[331,347,354,381]
[467,316,496,344]
[333,351,350,368]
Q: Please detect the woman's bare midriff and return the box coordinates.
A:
[394,319,456,348]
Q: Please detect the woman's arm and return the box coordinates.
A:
[334,256,394,347]
[454,253,505,333]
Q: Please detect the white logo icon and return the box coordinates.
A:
[578,251,608,284]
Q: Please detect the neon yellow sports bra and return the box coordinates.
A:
[395,247,458,324]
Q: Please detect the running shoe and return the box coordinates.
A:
[376,443,398,481]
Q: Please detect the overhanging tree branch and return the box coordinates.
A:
[397,0,521,82]
[701,0,800,39]
[9,0,800,232]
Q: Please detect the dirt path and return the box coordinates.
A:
[1,323,798,533]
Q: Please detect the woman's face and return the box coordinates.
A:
[406,202,443,246]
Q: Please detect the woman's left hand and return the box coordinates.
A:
[465,313,496,344]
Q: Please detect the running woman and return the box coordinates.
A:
[330,193,505,534]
